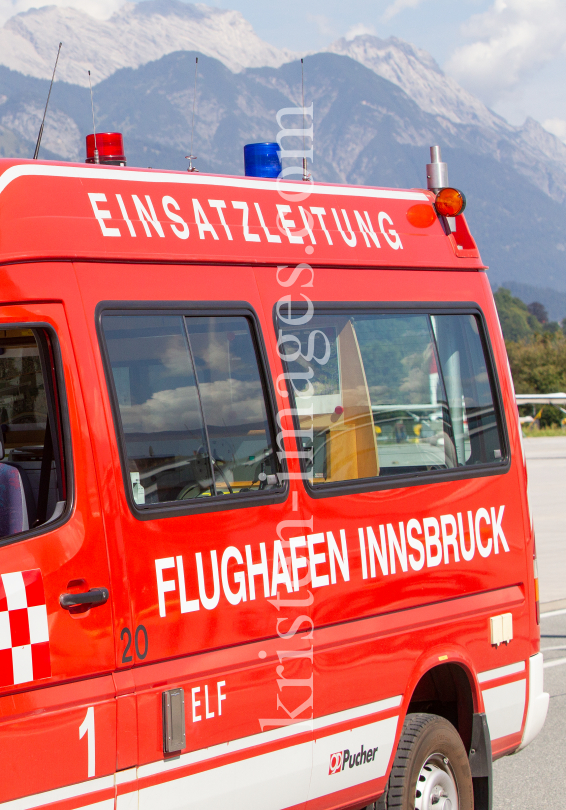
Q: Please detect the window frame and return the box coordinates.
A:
[96,300,288,520]
[0,322,73,547]
[272,300,510,499]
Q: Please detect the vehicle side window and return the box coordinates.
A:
[279,310,504,486]
[0,328,67,539]
[434,314,502,466]
[102,314,280,507]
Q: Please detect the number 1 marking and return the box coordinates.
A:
[79,706,95,777]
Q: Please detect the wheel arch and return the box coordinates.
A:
[379,661,492,809]
[406,661,477,752]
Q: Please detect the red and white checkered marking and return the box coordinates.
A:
[0,568,50,686]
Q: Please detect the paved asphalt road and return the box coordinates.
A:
[493,609,566,809]
[493,437,566,809]
[523,437,566,606]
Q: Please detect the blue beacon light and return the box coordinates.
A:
[243,142,282,178]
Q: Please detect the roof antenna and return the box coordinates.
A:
[88,70,100,164]
[186,57,199,172]
[33,41,62,160]
[301,58,309,182]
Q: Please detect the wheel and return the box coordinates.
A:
[376,713,473,810]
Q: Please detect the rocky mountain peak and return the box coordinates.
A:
[0,1,297,86]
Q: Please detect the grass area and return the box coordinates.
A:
[522,427,566,437]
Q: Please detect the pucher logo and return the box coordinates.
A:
[328,744,378,775]
[329,751,343,774]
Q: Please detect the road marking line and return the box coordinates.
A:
[540,608,566,618]
[543,656,566,669]
[541,645,566,652]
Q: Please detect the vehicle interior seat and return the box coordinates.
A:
[0,462,35,537]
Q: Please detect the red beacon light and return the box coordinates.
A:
[86,132,126,166]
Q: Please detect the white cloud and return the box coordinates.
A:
[345,23,376,41]
[120,379,265,434]
[543,118,566,143]
[306,13,337,39]
[0,0,121,26]
[382,0,427,23]
[445,0,566,106]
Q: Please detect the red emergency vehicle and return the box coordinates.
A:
[0,146,548,810]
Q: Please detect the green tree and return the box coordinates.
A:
[494,289,566,427]
[493,287,540,342]
[506,333,566,394]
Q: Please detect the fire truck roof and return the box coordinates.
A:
[0,159,483,269]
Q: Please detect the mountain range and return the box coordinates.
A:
[0,1,296,83]
[1,0,566,318]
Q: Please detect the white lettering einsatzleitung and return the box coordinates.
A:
[87,192,406,252]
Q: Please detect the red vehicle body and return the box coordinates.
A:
[0,157,548,810]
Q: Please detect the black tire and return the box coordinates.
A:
[376,713,473,810]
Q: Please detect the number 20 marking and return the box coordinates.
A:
[79,706,95,777]
[121,625,148,663]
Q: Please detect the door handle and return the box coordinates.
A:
[59,587,109,609]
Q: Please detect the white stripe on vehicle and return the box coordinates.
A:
[0,696,401,810]
[309,716,399,800]
[115,768,136,786]
[138,695,402,780]
[477,660,526,683]
[0,778,114,810]
[139,740,312,810]
[482,679,526,740]
[0,165,428,202]
[138,715,400,810]
[313,695,402,730]
[116,791,139,810]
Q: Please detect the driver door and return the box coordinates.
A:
[0,303,116,807]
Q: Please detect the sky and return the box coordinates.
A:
[2,0,566,138]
